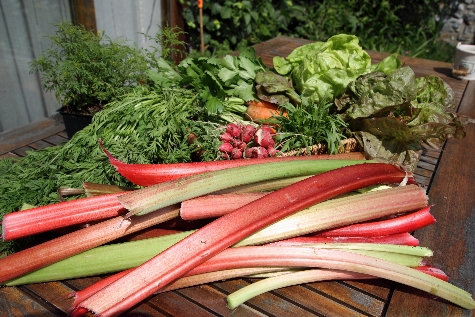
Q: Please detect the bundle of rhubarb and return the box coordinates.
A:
[1,159,474,316]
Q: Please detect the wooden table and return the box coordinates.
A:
[1,36,474,317]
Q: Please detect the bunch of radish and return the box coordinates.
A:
[218,123,279,159]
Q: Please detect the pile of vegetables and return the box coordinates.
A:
[1,33,475,315]
[1,161,475,316]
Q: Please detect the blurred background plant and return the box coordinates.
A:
[179,0,456,62]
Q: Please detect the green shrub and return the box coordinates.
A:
[30,22,150,114]
[180,0,455,62]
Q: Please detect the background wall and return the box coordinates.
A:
[440,0,475,45]
[0,0,163,133]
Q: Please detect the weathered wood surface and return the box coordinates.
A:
[0,36,473,317]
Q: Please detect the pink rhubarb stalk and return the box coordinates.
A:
[269,232,420,246]
[314,206,436,237]
[74,246,473,314]
[180,192,268,220]
[186,246,474,310]
[0,205,180,283]
[76,163,414,316]
[2,193,126,241]
[69,267,286,316]
[101,140,365,186]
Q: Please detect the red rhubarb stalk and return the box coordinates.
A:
[68,245,448,316]
[314,206,436,237]
[269,232,420,246]
[0,205,180,283]
[2,193,126,241]
[415,266,449,282]
[100,139,365,186]
[69,267,286,316]
[180,192,268,220]
[76,163,414,316]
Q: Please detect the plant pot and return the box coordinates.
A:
[58,107,93,139]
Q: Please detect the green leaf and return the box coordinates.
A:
[227,80,255,101]
[218,68,239,84]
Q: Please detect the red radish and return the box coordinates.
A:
[254,127,275,148]
[226,123,242,138]
[219,132,233,142]
[232,139,245,149]
[241,124,256,143]
[218,142,233,153]
[256,146,269,158]
[231,148,243,159]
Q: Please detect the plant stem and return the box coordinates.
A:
[0,205,180,283]
[76,163,412,316]
[2,193,126,241]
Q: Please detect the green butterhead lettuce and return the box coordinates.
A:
[273,34,372,102]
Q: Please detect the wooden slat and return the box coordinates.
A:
[386,80,475,316]
[20,282,75,313]
[0,115,65,155]
[70,0,97,31]
[212,279,319,316]
[0,286,56,317]
[175,285,267,317]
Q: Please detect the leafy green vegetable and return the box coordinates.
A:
[0,86,223,256]
[335,67,475,170]
[371,53,403,75]
[335,66,418,120]
[273,34,372,102]
[254,71,301,106]
[178,49,267,113]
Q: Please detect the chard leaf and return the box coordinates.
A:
[336,66,417,119]
[254,71,301,105]
[227,80,255,101]
[209,55,236,70]
[218,68,239,84]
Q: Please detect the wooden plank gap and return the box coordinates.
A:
[299,283,376,317]
[17,285,67,316]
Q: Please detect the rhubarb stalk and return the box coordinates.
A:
[119,159,374,217]
[0,205,180,283]
[76,163,413,316]
[101,140,365,186]
[192,246,475,310]
[2,193,126,241]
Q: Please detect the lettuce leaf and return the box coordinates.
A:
[336,67,475,171]
[273,34,372,103]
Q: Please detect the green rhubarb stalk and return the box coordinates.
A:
[119,159,369,217]
[206,246,475,310]
[4,228,426,286]
[227,269,372,309]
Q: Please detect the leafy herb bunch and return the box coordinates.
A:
[29,22,150,114]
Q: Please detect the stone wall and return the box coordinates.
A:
[440,0,475,45]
